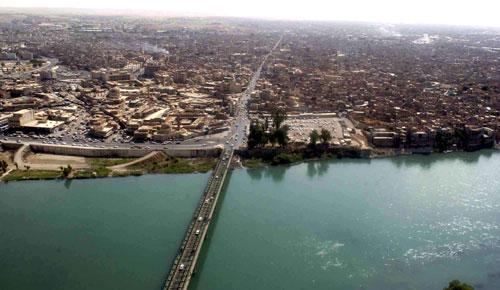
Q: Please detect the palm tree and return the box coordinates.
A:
[309,130,319,147]
[320,129,332,146]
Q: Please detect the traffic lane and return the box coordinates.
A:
[0,137,223,151]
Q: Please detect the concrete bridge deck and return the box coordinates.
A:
[163,147,233,290]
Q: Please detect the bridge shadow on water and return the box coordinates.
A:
[187,170,233,290]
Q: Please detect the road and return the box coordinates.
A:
[163,36,283,290]
[0,135,222,151]
[4,58,58,79]
[229,35,283,149]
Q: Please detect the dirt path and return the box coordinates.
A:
[13,144,28,169]
[110,151,163,171]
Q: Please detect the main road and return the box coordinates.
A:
[3,58,58,80]
[163,36,282,290]
[230,35,283,148]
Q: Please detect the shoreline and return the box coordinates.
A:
[1,146,498,182]
[239,146,500,170]
[0,155,217,183]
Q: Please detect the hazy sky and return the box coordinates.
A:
[1,0,500,27]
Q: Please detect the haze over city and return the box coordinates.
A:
[2,0,500,27]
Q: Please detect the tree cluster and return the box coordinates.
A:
[443,280,474,290]
[248,108,290,149]
[309,128,332,148]
[61,165,72,178]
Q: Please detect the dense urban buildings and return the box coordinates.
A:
[0,7,499,290]
[0,11,498,154]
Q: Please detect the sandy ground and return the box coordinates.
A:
[24,153,90,170]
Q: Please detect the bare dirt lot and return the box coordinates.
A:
[24,153,90,170]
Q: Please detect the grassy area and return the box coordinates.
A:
[78,158,133,178]
[2,156,216,182]
[111,170,143,177]
[73,167,110,179]
[72,170,94,179]
[270,153,304,165]
[242,158,265,169]
[130,157,217,174]
[3,170,62,182]
[88,158,135,167]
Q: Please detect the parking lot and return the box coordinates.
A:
[284,116,358,146]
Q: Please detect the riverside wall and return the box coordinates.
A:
[1,142,222,158]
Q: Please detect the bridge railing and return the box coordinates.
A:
[163,149,232,290]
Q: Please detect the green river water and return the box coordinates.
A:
[1,150,500,290]
[0,173,209,290]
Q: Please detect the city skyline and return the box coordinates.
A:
[1,0,500,27]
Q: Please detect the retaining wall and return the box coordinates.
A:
[1,142,222,158]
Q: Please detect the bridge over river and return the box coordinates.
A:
[162,147,233,290]
[162,36,282,290]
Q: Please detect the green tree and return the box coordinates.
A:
[264,117,269,131]
[320,128,332,146]
[0,160,8,172]
[275,125,290,148]
[435,130,453,152]
[62,164,72,178]
[248,120,265,149]
[443,280,474,290]
[309,129,319,147]
[272,108,287,130]
[454,125,468,148]
[268,128,277,147]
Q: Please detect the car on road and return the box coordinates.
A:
[179,264,185,271]
[195,229,201,235]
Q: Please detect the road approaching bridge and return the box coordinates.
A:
[162,36,282,290]
[163,147,233,290]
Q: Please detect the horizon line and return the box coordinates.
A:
[1,6,500,30]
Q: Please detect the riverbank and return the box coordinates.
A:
[0,154,217,182]
[239,145,499,169]
[2,144,497,181]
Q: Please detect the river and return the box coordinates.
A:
[191,150,500,290]
[0,173,209,290]
[1,151,499,290]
